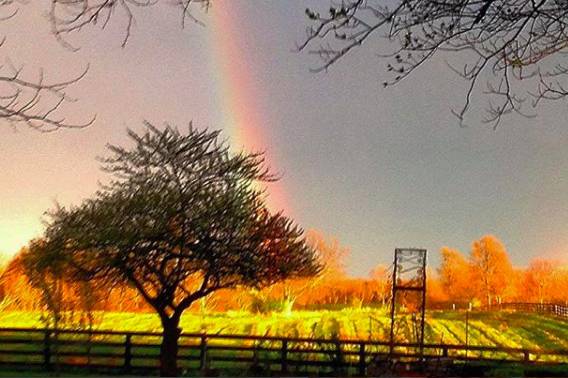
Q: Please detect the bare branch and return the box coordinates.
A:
[0,1,96,131]
[301,0,568,126]
[49,0,211,48]
[0,63,95,131]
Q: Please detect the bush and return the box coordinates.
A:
[249,292,294,314]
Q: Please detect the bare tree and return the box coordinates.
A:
[300,0,568,127]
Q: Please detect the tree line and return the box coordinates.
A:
[438,235,568,307]
[2,233,567,315]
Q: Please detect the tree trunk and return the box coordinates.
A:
[160,316,181,377]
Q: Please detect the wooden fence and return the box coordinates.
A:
[495,302,568,318]
[1,328,568,375]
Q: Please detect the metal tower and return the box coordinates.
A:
[388,248,427,356]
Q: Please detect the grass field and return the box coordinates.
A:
[1,309,568,350]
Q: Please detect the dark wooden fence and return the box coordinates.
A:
[1,328,568,375]
[495,302,568,318]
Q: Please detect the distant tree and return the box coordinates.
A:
[0,250,41,311]
[21,240,102,375]
[22,240,99,330]
[438,247,473,305]
[26,123,320,376]
[524,258,557,304]
[300,0,568,127]
[0,249,149,313]
[305,229,349,279]
[254,229,350,312]
[470,235,513,306]
[553,266,568,304]
[369,264,390,306]
[426,269,448,305]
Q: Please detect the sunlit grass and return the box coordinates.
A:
[1,309,567,350]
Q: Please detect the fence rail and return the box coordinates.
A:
[496,302,568,318]
[0,327,567,375]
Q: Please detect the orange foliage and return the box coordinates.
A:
[426,269,448,305]
[470,235,513,306]
[2,233,568,313]
[369,264,390,306]
[0,249,151,313]
[438,236,568,307]
[304,229,349,279]
[524,259,557,303]
[438,247,472,304]
[0,251,43,310]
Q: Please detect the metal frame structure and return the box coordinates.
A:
[389,248,427,356]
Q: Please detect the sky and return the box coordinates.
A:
[0,1,566,275]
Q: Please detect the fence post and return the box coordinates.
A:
[281,339,288,374]
[442,346,448,358]
[43,330,51,371]
[523,350,530,363]
[334,339,343,376]
[358,343,366,376]
[124,333,132,371]
[199,335,208,371]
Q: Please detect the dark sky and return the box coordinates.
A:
[0,1,566,275]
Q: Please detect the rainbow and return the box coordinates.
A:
[207,1,291,215]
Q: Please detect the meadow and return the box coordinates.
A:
[1,309,567,350]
